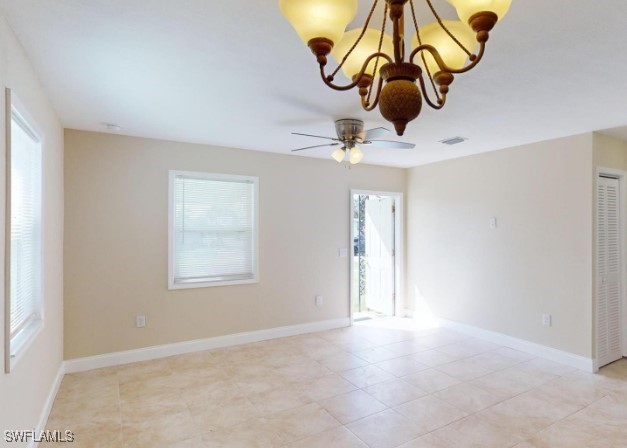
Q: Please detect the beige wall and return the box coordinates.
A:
[0,17,65,438]
[591,132,627,358]
[593,133,627,170]
[406,134,594,357]
[63,130,406,359]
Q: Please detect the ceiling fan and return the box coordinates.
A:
[290,118,416,165]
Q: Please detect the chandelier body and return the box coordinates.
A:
[280,0,511,136]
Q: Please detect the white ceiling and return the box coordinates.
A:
[1,0,627,168]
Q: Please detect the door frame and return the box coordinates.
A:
[349,189,404,323]
[595,167,627,368]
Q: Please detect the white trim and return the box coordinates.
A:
[8,90,44,140]
[350,192,356,324]
[170,278,258,290]
[3,88,9,374]
[350,190,404,322]
[32,363,65,448]
[64,318,350,374]
[596,167,626,178]
[438,319,596,373]
[168,170,260,290]
[596,167,627,361]
[9,321,44,371]
[394,195,404,318]
[5,89,45,373]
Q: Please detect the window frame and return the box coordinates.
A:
[4,88,45,373]
[168,170,259,290]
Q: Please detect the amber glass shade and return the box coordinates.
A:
[446,0,512,25]
[331,28,393,79]
[279,0,358,46]
[411,21,477,75]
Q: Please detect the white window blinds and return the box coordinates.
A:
[9,107,42,345]
[170,172,258,287]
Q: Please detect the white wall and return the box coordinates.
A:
[63,130,406,360]
[0,16,64,441]
[406,134,594,357]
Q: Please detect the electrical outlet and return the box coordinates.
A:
[542,314,552,327]
[136,315,146,328]
[490,217,498,229]
[315,295,323,306]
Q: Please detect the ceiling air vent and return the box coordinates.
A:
[440,136,468,146]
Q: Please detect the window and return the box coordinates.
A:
[5,90,43,372]
[169,171,258,289]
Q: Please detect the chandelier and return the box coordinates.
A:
[279,0,511,136]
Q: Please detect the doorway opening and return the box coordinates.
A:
[350,190,403,323]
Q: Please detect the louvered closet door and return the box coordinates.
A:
[597,176,623,368]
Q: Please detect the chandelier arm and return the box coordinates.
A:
[320,52,393,91]
[409,40,486,74]
[330,0,380,80]
[366,2,389,106]
[361,77,384,111]
[409,0,441,103]
[425,0,472,57]
[417,73,446,110]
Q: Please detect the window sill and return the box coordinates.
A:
[8,319,43,373]
[169,278,259,290]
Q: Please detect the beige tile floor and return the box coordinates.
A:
[43,318,627,448]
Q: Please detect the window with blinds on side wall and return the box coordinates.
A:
[168,171,259,289]
[5,91,43,372]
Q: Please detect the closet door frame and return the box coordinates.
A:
[596,167,627,370]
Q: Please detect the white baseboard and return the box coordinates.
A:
[32,362,65,448]
[65,317,350,374]
[438,319,596,373]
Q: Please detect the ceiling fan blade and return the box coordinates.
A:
[291,132,339,141]
[291,143,340,152]
[361,127,390,140]
[365,140,416,149]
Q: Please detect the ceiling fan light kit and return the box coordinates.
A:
[349,146,365,164]
[279,0,511,136]
[331,147,347,163]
